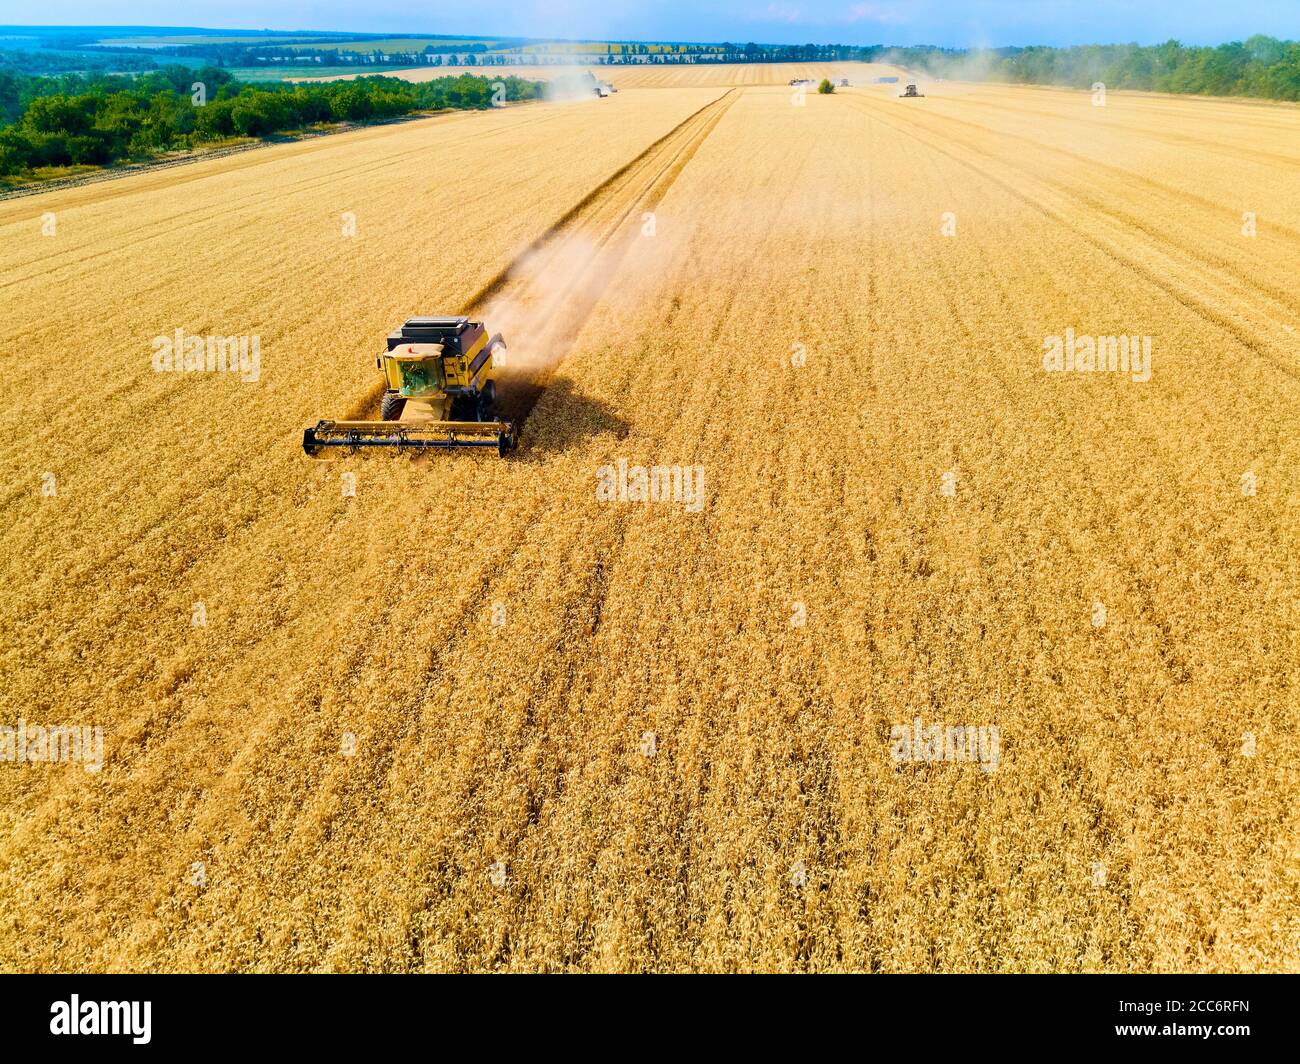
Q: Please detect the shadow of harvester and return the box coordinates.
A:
[499,374,629,460]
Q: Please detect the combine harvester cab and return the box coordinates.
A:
[303,316,518,459]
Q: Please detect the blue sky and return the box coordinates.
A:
[3,2,1295,48]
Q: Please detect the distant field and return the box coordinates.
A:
[304,61,912,88]
[96,34,498,50]
[279,38,495,52]
[1,48,206,71]
[228,65,421,83]
[95,35,308,47]
[95,34,723,55]
[511,42,685,54]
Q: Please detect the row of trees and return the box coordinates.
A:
[123,42,497,69]
[0,46,158,77]
[0,67,544,176]
[893,37,1300,101]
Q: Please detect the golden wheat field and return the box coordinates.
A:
[1,78,1297,973]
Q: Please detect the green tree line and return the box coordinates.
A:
[0,46,159,76]
[889,37,1300,100]
[0,66,544,177]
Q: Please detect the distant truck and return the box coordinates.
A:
[876,76,899,84]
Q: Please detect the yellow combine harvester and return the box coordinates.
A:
[303,316,518,458]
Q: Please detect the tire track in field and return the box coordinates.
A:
[475,127,821,963]
[669,132,843,969]
[860,126,1038,965]
[944,93,1300,172]
[971,84,1300,137]
[844,96,1300,383]
[902,97,1300,251]
[847,92,1300,274]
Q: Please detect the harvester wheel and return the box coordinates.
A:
[476,381,497,421]
[380,390,405,421]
